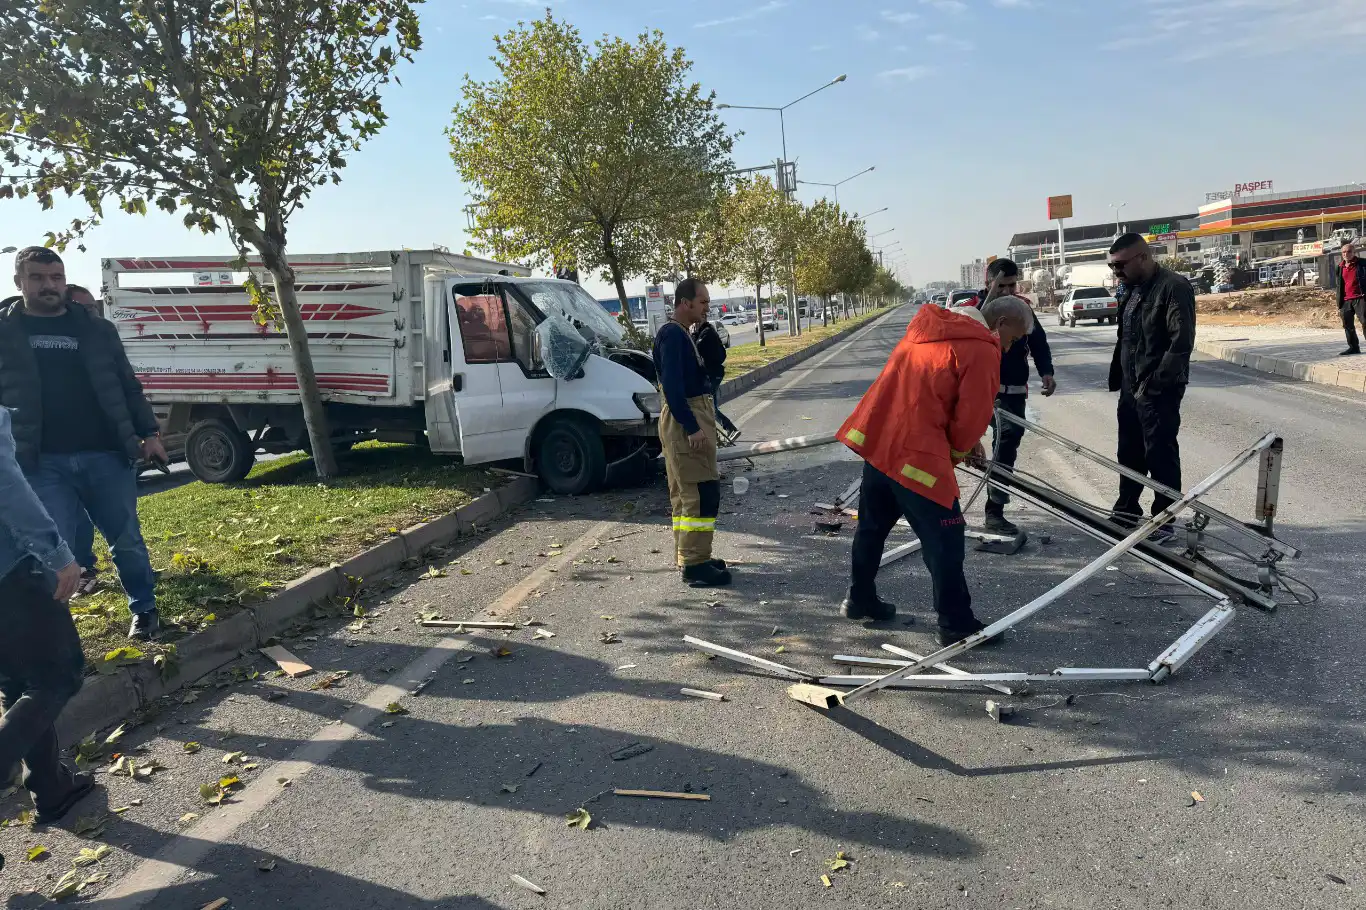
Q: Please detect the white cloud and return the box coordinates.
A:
[919,0,967,12]
[992,0,1034,8]
[926,32,974,50]
[1110,0,1366,62]
[694,0,787,29]
[880,65,934,81]
[881,9,919,24]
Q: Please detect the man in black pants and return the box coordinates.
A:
[1106,233,1197,541]
[0,407,94,872]
[971,259,1056,536]
[1335,239,1366,356]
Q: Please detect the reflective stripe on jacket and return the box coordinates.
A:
[838,305,1001,509]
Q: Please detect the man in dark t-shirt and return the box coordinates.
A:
[0,248,166,640]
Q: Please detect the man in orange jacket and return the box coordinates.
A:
[838,297,1035,646]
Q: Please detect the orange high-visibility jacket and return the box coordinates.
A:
[838,305,1001,509]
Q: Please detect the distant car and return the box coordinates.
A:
[931,292,948,306]
[632,319,649,333]
[720,313,745,326]
[946,289,980,309]
[713,321,731,349]
[759,313,778,331]
[1057,286,1119,327]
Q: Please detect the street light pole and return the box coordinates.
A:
[798,165,875,208]
[1355,182,1364,238]
[855,207,888,221]
[1110,202,1127,235]
[718,75,848,339]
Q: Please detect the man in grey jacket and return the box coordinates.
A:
[0,406,95,872]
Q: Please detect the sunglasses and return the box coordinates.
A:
[1108,257,1141,271]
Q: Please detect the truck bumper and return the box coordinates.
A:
[602,417,658,438]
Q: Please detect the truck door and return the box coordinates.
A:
[448,282,548,464]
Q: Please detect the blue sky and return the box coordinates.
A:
[6,0,1365,299]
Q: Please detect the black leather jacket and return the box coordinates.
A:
[1107,267,1197,395]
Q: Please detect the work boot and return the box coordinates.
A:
[682,561,732,588]
[34,773,96,825]
[982,504,1019,537]
[707,558,727,570]
[1339,347,1361,357]
[935,621,1004,648]
[839,591,896,622]
[128,609,161,642]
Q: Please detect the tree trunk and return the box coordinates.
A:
[266,256,339,480]
[755,282,765,347]
[821,293,828,327]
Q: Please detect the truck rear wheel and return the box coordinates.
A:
[536,416,606,495]
[185,418,255,484]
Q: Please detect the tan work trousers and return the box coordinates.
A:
[660,395,720,567]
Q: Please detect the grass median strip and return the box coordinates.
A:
[724,306,892,380]
[73,443,494,667]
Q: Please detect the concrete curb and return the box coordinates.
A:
[1194,339,1366,393]
[55,475,540,742]
[717,306,904,404]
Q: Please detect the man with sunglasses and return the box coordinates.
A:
[1105,233,1196,541]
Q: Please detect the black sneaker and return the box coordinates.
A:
[1340,348,1361,357]
[75,568,101,597]
[935,625,1004,648]
[839,593,896,622]
[128,609,162,641]
[682,562,732,588]
[1148,523,1177,545]
[982,511,1020,537]
[34,772,96,825]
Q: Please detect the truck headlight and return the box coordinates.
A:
[633,391,660,417]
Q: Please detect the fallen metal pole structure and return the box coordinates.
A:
[716,431,838,462]
[835,433,1276,704]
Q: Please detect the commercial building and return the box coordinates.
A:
[1007,212,1198,270]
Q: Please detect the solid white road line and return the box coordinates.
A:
[95,519,621,909]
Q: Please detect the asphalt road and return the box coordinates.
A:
[4,307,1363,908]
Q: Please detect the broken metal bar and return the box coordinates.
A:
[1147,605,1236,680]
[879,643,1014,694]
[836,434,1278,704]
[834,476,863,509]
[716,431,838,462]
[818,669,1154,688]
[880,538,923,567]
[967,466,1279,612]
[1255,437,1283,533]
[994,409,1298,559]
[683,635,809,681]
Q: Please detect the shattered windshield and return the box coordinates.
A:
[535,312,591,380]
[521,281,626,347]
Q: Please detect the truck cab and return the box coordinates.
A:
[425,274,661,494]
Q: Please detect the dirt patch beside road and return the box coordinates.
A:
[1198,286,1339,328]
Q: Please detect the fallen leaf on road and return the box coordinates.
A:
[494,558,508,566]
[774,646,786,654]
[492,647,514,658]
[384,702,409,715]
[26,845,48,862]
[110,805,134,814]
[420,566,448,578]
[1326,873,1347,885]
[223,752,245,764]
[533,628,555,639]
[104,724,127,747]
[1191,790,1204,803]
[277,778,292,787]
[200,784,225,805]
[821,874,832,888]
[51,870,82,899]
[220,775,244,791]
[599,631,621,644]
[73,814,106,838]
[73,845,110,867]
[600,614,615,620]
[565,807,592,830]
[183,742,202,754]
[179,813,200,824]
[827,851,851,872]
[501,784,519,793]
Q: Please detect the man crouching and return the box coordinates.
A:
[837,297,1035,646]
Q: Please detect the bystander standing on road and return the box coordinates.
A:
[62,284,104,595]
[653,278,731,588]
[837,297,1033,645]
[970,258,1056,537]
[1106,233,1196,541]
[1335,239,1366,356]
[691,315,740,446]
[0,406,96,873]
[0,247,168,640]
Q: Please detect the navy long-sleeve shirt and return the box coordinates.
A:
[972,291,1054,388]
[652,321,712,435]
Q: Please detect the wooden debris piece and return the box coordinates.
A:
[613,789,711,801]
[260,646,312,679]
[787,683,845,710]
[680,688,726,702]
[510,873,546,895]
[419,620,518,630]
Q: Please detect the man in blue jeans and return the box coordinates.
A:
[0,247,167,640]
[0,406,96,871]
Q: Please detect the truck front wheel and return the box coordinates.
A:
[185,418,256,484]
[536,417,606,495]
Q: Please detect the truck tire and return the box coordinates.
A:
[185,419,255,484]
[536,416,606,495]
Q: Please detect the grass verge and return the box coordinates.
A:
[725,306,894,380]
[74,443,495,667]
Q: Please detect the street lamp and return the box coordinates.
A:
[717,74,848,176]
[1354,182,1365,237]
[855,207,888,221]
[1110,202,1127,235]
[870,228,896,241]
[797,165,875,207]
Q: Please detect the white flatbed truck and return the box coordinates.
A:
[103,250,662,494]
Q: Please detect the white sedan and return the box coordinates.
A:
[1057,286,1119,327]
[719,313,746,326]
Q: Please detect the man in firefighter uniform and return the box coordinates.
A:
[653,279,731,588]
[837,297,1035,645]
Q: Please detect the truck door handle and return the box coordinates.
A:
[452,374,463,392]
